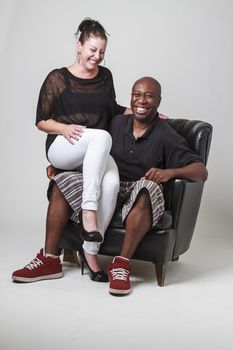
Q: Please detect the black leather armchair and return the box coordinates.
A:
[59,118,213,286]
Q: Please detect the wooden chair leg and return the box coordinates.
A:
[63,249,79,265]
[154,263,166,287]
[172,256,179,261]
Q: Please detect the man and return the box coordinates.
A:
[12,77,208,295]
[106,77,207,295]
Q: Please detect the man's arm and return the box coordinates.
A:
[144,162,208,184]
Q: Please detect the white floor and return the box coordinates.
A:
[1,209,233,350]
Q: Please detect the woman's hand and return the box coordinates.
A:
[46,164,57,179]
[61,124,86,144]
[37,119,86,145]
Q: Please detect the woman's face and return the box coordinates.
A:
[77,35,107,71]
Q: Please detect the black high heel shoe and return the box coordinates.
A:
[79,247,109,282]
[79,212,102,242]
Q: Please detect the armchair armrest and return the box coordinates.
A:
[164,178,205,258]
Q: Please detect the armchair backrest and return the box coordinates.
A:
[167,118,213,165]
[163,118,213,230]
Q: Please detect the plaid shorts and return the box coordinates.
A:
[118,179,164,226]
[50,172,164,227]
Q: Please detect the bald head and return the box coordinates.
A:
[132,77,161,97]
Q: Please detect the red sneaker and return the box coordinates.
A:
[108,256,131,295]
[12,249,63,283]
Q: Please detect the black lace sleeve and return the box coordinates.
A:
[35,70,60,124]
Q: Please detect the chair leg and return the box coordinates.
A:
[154,263,166,287]
[63,249,79,265]
[172,256,179,261]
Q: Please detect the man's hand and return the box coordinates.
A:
[143,168,175,184]
[46,164,57,180]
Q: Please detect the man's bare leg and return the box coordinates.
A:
[45,184,102,272]
[108,190,153,295]
[121,189,152,258]
[45,183,71,255]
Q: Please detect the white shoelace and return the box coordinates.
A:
[111,268,129,281]
[25,258,43,270]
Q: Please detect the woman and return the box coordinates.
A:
[12,18,130,283]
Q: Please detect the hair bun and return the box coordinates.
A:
[74,18,108,41]
[78,18,94,32]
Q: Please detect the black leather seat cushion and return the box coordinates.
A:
[110,209,172,230]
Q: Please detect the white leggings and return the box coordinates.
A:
[48,129,112,211]
[83,155,119,254]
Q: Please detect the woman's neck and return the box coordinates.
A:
[67,60,99,79]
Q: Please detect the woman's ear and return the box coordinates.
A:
[77,41,82,52]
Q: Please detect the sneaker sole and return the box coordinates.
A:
[109,287,132,295]
[12,272,64,283]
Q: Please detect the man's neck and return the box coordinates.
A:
[132,114,157,138]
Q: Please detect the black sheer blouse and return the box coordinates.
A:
[36,66,126,154]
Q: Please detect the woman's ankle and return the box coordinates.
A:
[84,250,101,272]
[82,209,98,232]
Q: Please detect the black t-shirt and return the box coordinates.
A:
[36,66,126,155]
[109,115,202,181]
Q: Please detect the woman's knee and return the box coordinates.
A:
[96,129,111,140]
[98,130,112,150]
[88,129,112,149]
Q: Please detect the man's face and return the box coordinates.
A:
[130,79,161,122]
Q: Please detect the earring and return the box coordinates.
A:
[77,51,81,63]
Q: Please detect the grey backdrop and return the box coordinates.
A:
[1,0,232,236]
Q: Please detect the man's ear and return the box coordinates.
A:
[157,96,162,107]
